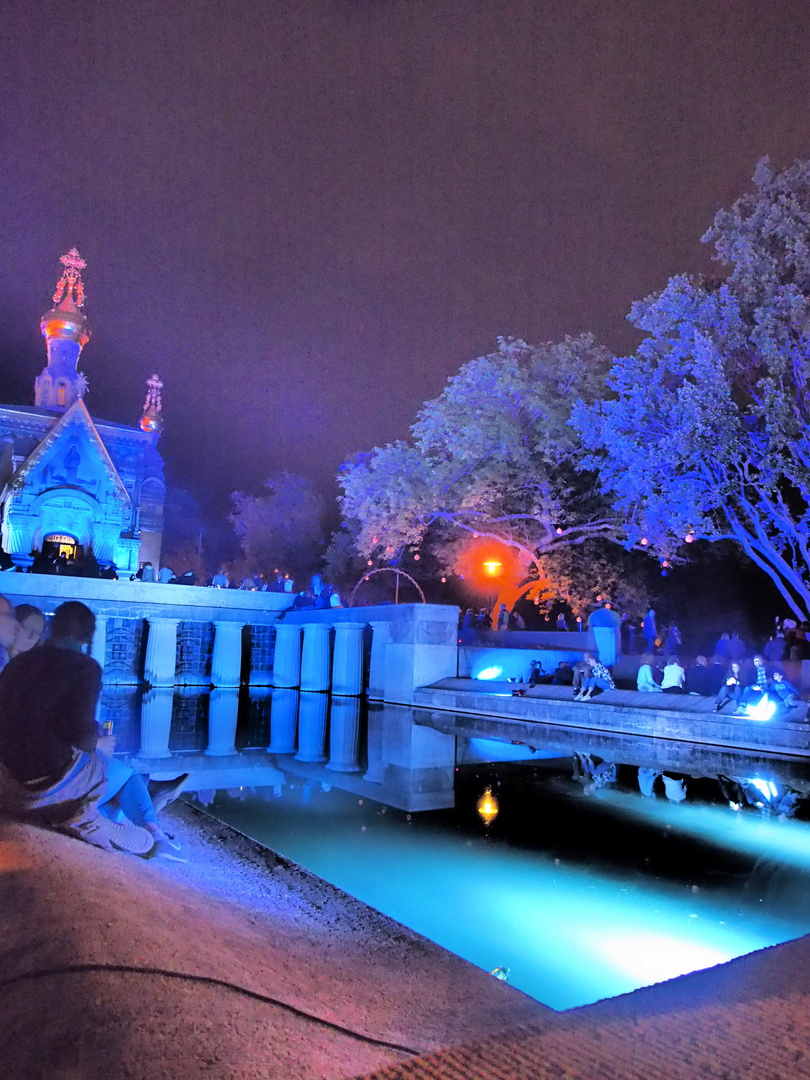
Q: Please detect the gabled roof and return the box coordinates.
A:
[6,398,130,504]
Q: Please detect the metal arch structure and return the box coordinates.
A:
[349,567,426,607]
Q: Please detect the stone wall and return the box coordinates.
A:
[0,576,460,700]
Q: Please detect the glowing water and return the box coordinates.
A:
[202,781,809,1009]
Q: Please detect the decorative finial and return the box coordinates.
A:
[52,248,87,308]
[143,373,163,415]
[139,373,164,433]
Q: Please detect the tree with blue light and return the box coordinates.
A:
[338,335,648,612]
[575,158,810,620]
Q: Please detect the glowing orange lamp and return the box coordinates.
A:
[476,787,499,826]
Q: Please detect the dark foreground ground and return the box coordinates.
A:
[4,800,810,1080]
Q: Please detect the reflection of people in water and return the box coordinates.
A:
[572,752,616,795]
[637,766,661,798]
[719,775,803,818]
[662,774,688,802]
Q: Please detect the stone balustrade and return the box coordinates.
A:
[0,572,461,700]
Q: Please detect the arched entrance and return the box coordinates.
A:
[42,532,78,560]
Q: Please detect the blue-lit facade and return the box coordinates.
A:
[0,250,165,573]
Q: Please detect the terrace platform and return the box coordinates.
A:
[414,678,810,758]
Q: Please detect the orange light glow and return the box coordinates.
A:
[483,560,502,576]
[476,787,499,826]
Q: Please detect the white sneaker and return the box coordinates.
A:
[61,814,155,855]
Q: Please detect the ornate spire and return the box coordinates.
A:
[139,373,164,434]
[52,248,87,309]
[37,249,91,412]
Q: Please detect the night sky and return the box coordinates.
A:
[0,1,808,516]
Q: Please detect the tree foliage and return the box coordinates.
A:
[339,336,626,595]
[574,158,810,618]
[230,471,325,582]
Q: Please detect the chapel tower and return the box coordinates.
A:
[35,248,91,412]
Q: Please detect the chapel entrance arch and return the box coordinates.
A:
[42,533,78,560]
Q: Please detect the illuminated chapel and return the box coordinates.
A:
[0,250,165,575]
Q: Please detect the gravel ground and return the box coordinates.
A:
[0,801,550,1079]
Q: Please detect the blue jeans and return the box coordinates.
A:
[581,676,612,693]
[99,754,158,828]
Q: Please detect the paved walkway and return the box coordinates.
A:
[0,802,545,1080]
[360,932,810,1079]
[4,800,810,1080]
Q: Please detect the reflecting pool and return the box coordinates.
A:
[105,686,810,1010]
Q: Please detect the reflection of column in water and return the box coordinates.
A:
[367,621,390,701]
[331,623,366,696]
[144,619,180,687]
[272,624,302,688]
[363,706,385,783]
[211,622,243,688]
[268,688,298,753]
[326,696,362,772]
[300,624,331,692]
[295,692,328,762]
[205,688,240,756]
[138,688,174,758]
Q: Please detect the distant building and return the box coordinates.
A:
[0,249,165,575]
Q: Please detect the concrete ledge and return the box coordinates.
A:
[0,807,544,1079]
[0,573,293,623]
[415,680,810,757]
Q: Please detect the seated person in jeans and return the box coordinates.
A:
[740,655,770,710]
[572,654,594,693]
[769,670,802,715]
[714,661,744,712]
[0,602,185,856]
[574,655,615,701]
[0,602,152,852]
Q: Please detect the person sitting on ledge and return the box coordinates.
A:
[0,601,186,858]
[571,654,593,694]
[637,653,663,692]
[661,655,687,694]
[685,655,712,696]
[714,661,744,713]
[768,670,803,716]
[552,660,574,686]
[738,654,770,714]
[574,655,615,701]
[0,602,151,853]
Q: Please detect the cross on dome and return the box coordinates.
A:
[52,248,87,308]
[143,373,163,414]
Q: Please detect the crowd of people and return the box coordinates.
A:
[0,595,188,860]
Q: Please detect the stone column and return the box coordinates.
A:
[295,693,327,762]
[300,623,331,693]
[144,618,179,687]
[368,621,391,700]
[90,615,107,672]
[327,696,362,772]
[268,688,299,753]
[211,621,243,688]
[205,688,240,756]
[331,622,366,696]
[272,624,302,688]
[137,688,174,759]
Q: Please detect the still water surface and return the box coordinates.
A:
[106,686,810,1010]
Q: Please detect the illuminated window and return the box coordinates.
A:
[57,385,65,405]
